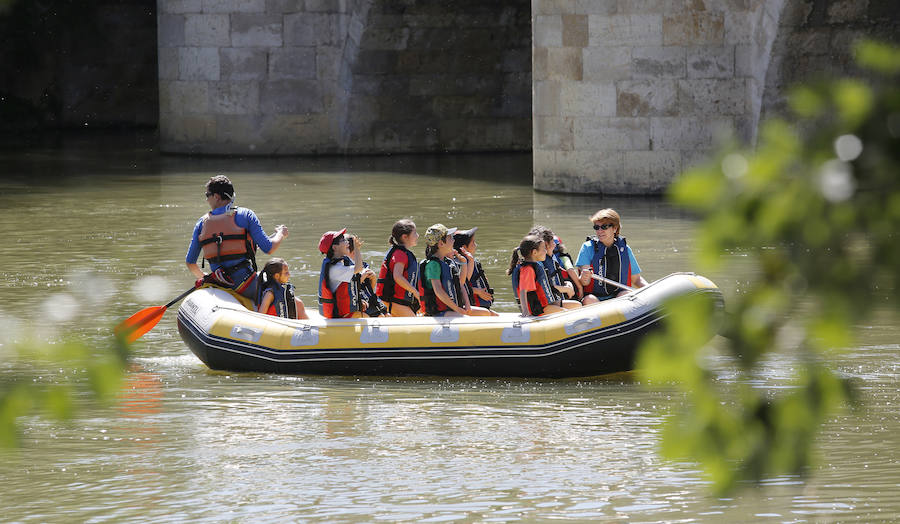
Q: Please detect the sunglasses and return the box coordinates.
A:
[593,223,615,231]
[205,191,214,197]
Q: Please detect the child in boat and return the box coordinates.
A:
[375,219,421,317]
[419,223,486,317]
[553,235,591,303]
[452,227,498,314]
[317,228,375,318]
[508,235,581,316]
[256,258,309,319]
[529,225,579,304]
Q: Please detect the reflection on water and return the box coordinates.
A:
[0,141,898,521]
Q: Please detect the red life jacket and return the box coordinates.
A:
[318,257,361,318]
[375,245,419,308]
[515,261,555,316]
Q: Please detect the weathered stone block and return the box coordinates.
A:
[624,150,682,193]
[363,27,411,51]
[534,150,626,194]
[547,47,583,81]
[159,80,209,114]
[184,14,230,46]
[266,0,305,14]
[562,14,589,48]
[734,44,753,77]
[210,81,260,114]
[574,117,650,150]
[535,15,563,47]
[828,0,868,23]
[178,47,220,80]
[534,80,561,116]
[269,47,317,80]
[535,116,574,150]
[574,0,617,15]
[158,47,179,80]
[261,113,331,150]
[785,29,831,55]
[202,0,265,14]
[284,12,343,46]
[160,0,201,15]
[650,116,733,150]
[215,114,262,148]
[431,95,493,118]
[687,46,734,79]
[616,0,685,14]
[588,15,663,47]
[533,46,549,81]
[561,81,616,117]
[231,14,283,47]
[616,79,677,117]
[260,80,323,114]
[535,0,578,16]
[723,8,755,45]
[583,46,632,81]
[502,47,531,73]
[632,46,685,78]
[305,0,346,13]
[161,114,217,144]
[316,46,344,81]
[220,48,267,80]
[677,78,747,115]
[158,14,186,47]
[351,50,397,74]
[663,12,724,46]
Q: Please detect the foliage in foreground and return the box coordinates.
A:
[0,282,131,448]
[638,40,900,493]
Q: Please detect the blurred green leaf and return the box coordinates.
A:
[642,39,900,493]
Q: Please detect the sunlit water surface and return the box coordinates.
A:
[0,140,898,522]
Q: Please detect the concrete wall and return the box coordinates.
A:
[157,0,532,154]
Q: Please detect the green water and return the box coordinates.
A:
[0,139,898,521]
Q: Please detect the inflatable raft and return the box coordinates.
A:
[176,273,722,378]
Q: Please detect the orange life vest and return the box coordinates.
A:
[198,209,256,267]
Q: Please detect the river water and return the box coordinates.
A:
[1,137,898,522]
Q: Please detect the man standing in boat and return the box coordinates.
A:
[185,175,288,300]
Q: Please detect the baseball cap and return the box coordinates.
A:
[318,227,347,254]
[424,224,457,247]
[453,227,477,249]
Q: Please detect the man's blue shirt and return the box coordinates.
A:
[185,204,273,270]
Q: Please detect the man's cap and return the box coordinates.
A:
[318,227,347,254]
[424,224,457,247]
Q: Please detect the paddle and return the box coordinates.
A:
[589,273,634,292]
[115,285,198,343]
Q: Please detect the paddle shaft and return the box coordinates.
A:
[165,286,198,309]
[590,273,633,292]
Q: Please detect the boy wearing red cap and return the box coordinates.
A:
[317,228,375,318]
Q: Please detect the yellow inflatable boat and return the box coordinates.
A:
[177,273,722,378]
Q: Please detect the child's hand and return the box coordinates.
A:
[275,224,288,237]
[459,247,473,259]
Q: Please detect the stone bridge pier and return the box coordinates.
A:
[158,0,898,194]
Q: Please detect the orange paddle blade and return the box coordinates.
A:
[115,306,167,343]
